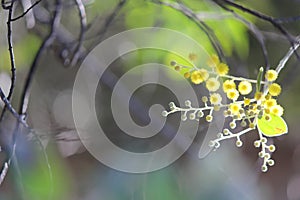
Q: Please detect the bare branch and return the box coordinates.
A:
[213,0,299,58]
[19,0,63,115]
[151,0,225,61]
[11,0,42,22]
[70,0,87,66]
[0,0,17,121]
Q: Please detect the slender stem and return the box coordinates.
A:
[0,0,17,121]
[11,0,42,21]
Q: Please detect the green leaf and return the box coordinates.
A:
[257,114,288,137]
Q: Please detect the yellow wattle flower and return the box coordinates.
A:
[207,54,219,68]
[265,70,278,82]
[226,89,239,101]
[238,81,252,95]
[190,69,209,84]
[210,93,222,105]
[222,80,236,93]
[268,83,281,96]
[206,78,220,92]
[216,63,229,76]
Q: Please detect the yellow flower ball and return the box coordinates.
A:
[190,69,209,84]
[264,99,277,108]
[206,78,220,92]
[271,105,284,116]
[207,54,219,68]
[222,80,236,93]
[226,89,239,101]
[229,103,241,115]
[210,93,222,105]
[265,70,278,82]
[238,81,252,95]
[244,98,251,106]
[216,63,229,76]
[254,92,264,100]
[268,83,281,96]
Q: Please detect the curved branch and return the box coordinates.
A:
[19,0,63,115]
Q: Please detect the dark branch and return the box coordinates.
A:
[214,0,299,58]
[0,0,16,121]
[11,0,42,22]
[211,0,269,70]
[19,0,63,115]
[151,0,225,61]
[70,0,87,66]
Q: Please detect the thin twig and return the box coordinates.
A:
[211,1,269,70]
[11,0,42,22]
[70,0,87,66]
[0,87,28,128]
[214,0,299,58]
[151,0,225,61]
[19,0,63,115]
[0,0,17,121]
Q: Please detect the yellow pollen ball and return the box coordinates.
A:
[268,83,281,96]
[207,54,219,68]
[210,93,222,105]
[190,69,209,84]
[271,105,284,116]
[230,103,241,115]
[223,80,236,93]
[226,89,239,101]
[238,81,252,95]
[255,92,263,100]
[216,63,229,76]
[264,99,277,108]
[206,78,220,92]
[244,98,251,106]
[265,70,278,82]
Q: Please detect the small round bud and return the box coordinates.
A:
[217,133,223,138]
[254,140,260,148]
[249,123,255,129]
[169,102,175,110]
[223,110,228,117]
[230,121,236,129]
[206,115,213,122]
[239,109,244,114]
[264,153,271,159]
[185,100,191,107]
[170,60,177,66]
[265,115,271,121]
[261,137,267,143]
[208,140,215,147]
[268,145,276,152]
[259,151,264,158]
[189,113,196,120]
[174,66,181,71]
[223,129,229,136]
[265,108,270,114]
[233,115,239,120]
[162,111,168,117]
[181,115,187,121]
[184,72,191,78]
[261,165,268,172]
[227,110,232,115]
[268,159,275,166]
[202,96,208,103]
[236,140,243,147]
[197,111,204,118]
[241,120,247,127]
[257,105,262,110]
